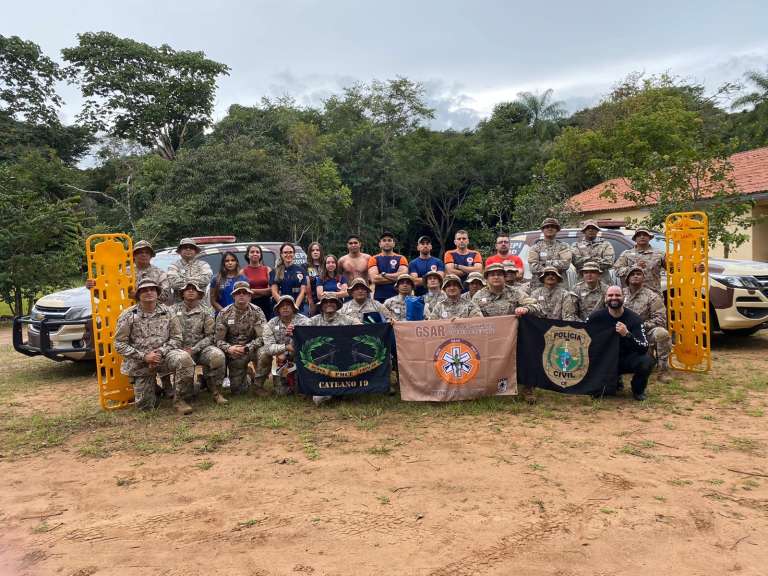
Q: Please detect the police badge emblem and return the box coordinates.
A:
[542,325,590,388]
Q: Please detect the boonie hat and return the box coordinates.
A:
[135,278,161,295]
[441,274,463,290]
[627,265,645,277]
[539,266,563,281]
[177,238,200,253]
[467,271,486,285]
[182,281,205,295]
[483,263,505,277]
[273,294,299,312]
[133,240,155,256]
[318,293,343,306]
[540,217,561,231]
[231,280,253,295]
[423,269,443,282]
[581,220,600,232]
[396,273,415,286]
[632,228,654,240]
[581,261,601,273]
[348,278,372,292]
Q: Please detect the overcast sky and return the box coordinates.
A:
[5,0,768,129]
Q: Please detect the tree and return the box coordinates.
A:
[0,165,82,315]
[62,32,230,160]
[515,89,566,139]
[732,68,768,111]
[0,35,64,125]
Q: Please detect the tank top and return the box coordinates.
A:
[242,265,269,291]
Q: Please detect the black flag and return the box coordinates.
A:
[517,315,618,395]
[294,323,392,396]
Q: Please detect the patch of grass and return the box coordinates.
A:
[31,521,51,534]
[196,430,235,453]
[668,478,693,487]
[663,422,676,430]
[654,496,667,502]
[744,408,764,417]
[115,476,137,487]
[619,444,654,459]
[196,459,214,471]
[707,478,725,485]
[730,437,763,455]
[376,495,390,505]
[299,430,320,460]
[600,507,617,514]
[367,444,392,456]
[529,463,545,472]
[77,434,111,459]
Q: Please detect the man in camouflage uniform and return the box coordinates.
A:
[215,281,268,396]
[462,271,486,302]
[167,238,213,300]
[472,263,541,318]
[530,266,578,321]
[572,261,609,321]
[86,239,171,304]
[426,274,482,319]
[422,270,446,317]
[504,261,530,293]
[615,228,665,294]
[528,217,573,289]
[172,281,228,405]
[383,274,415,321]
[307,294,360,405]
[341,278,393,323]
[114,279,195,414]
[572,220,615,285]
[622,266,673,383]
[259,295,309,395]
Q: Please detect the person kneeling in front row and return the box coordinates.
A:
[587,285,654,401]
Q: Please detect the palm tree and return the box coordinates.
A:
[732,68,768,110]
[515,89,566,137]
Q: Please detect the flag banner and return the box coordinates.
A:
[394,316,518,401]
[517,315,618,395]
[294,323,392,396]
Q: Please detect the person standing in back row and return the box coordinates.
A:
[572,220,614,285]
[408,235,444,296]
[270,243,307,310]
[528,218,572,289]
[167,238,213,300]
[444,229,482,289]
[485,234,524,271]
[338,235,371,282]
[241,244,273,320]
[368,231,408,304]
[615,228,665,295]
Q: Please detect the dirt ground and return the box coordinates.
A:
[1,326,767,576]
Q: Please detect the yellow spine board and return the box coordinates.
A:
[86,234,136,410]
[665,212,711,372]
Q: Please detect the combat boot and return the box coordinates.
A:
[251,375,271,398]
[211,385,228,405]
[656,361,673,383]
[174,398,193,415]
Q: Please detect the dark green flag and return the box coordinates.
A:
[517,315,618,395]
[294,323,392,396]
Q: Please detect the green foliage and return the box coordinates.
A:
[63,32,230,159]
[0,164,82,315]
[0,35,63,125]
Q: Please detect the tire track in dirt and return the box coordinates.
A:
[426,500,601,576]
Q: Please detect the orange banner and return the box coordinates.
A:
[394,316,518,401]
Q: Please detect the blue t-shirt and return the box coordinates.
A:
[408,256,445,296]
[269,264,307,298]
[319,275,348,301]
[210,274,248,308]
[368,253,408,302]
[306,265,321,303]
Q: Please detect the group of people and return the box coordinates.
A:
[110,217,677,413]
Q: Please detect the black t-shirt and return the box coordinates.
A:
[587,307,649,355]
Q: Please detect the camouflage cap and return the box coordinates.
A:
[133,239,155,256]
[423,269,443,282]
[467,271,486,285]
[231,280,253,295]
[348,277,372,292]
[627,265,645,277]
[135,278,161,295]
[176,238,201,252]
[632,228,654,240]
[580,219,601,232]
[539,266,563,281]
[441,274,464,290]
[396,273,415,286]
[502,261,521,273]
[483,263,505,277]
[273,294,299,312]
[580,261,602,273]
[182,280,205,295]
[318,292,343,306]
[540,217,561,230]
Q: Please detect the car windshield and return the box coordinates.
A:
[151,253,178,271]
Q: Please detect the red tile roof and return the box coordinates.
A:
[569,146,768,214]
